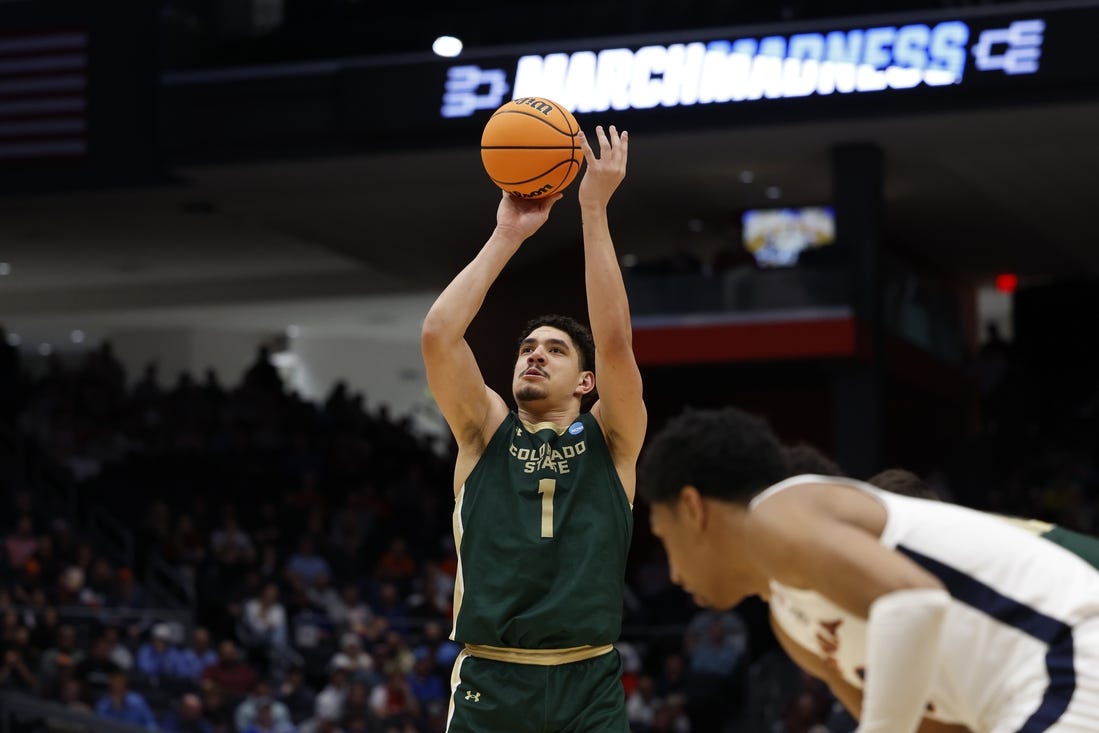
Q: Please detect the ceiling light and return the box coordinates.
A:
[38,343,52,356]
[6,332,20,346]
[738,171,754,184]
[70,329,85,344]
[432,36,463,58]
[0,262,10,276]
[765,186,782,199]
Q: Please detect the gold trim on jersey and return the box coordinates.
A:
[464,643,613,666]
[450,486,466,642]
[520,418,573,435]
[994,514,1055,535]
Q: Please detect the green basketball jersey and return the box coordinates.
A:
[451,411,633,649]
[1041,525,1099,572]
[995,514,1099,571]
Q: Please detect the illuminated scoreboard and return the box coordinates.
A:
[158,1,1099,162]
[439,3,1097,121]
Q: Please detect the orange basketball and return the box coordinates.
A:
[480,97,583,199]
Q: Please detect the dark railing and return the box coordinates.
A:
[0,691,155,733]
[1,424,193,616]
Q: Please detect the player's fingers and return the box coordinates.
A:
[595,125,610,153]
[578,130,597,163]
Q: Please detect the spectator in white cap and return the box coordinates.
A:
[136,623,176,683]
[295,693,344,733]
[328,633,374,682]
[234,679,292,733]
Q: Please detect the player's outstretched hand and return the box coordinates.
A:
[578,125,628,208]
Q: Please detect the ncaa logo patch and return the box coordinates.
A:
[568,421,584,435]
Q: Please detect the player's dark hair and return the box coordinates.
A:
[866,468,942,500]
[518,314,597,410]
[783,441,845,477]
[638,406,790,506]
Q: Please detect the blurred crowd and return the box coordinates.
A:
[0,332,748,733]
[1,313,1096,733]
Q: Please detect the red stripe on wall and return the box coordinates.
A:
[632,314,858,365]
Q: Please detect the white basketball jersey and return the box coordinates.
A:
[754,475,1099,731]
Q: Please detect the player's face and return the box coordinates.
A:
[649,498,749,610]
[513,326,587,405]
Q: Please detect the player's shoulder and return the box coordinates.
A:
[745,476,891,548]
[749,474,876,516]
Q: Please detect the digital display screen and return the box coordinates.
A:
[439,5,1099,121]
[742,206,836,268]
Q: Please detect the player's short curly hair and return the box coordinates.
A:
[784,441,845,477]
[638,406,790,506]
[867,468,942,500]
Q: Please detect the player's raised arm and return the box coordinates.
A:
[578,125,646,485]
[421,192,562,453]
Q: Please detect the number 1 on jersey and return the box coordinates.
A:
[538,478,556,538]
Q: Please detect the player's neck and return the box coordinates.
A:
[721,504,773,600]
[517,403,579,432]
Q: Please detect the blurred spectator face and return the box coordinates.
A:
[61,678,83,704]
[328,667,348,689]
[57,625,77,651]
[341,634,361,654]
[664,653,684,679]
[180,693,203,721]
[108,671,128,697]
[193,627,210,651]
[60,566,84,595]
[15,515,33,537]
[202,683,225,711]
[90,636,111,660]
[380,584,398,605]
[218,640,238,664]
[37,597,56,619]
[346,680,368,705]
[91,558,113,586]
[255,703,274,727]
[262,583,280,605]
[12,626,31,649]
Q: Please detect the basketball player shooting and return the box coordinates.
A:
[421,124,646,733]
[639,406,1099,733]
